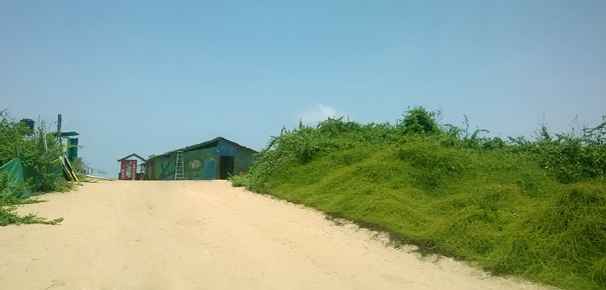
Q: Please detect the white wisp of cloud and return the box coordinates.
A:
[298,104,344,125]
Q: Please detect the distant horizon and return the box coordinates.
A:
[3,106,603,176]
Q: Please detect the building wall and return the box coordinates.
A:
[234,147,255,175]
[217,140,256,176]
[148,154,177,180]
[145,142,256,180]
[183,147,217,180]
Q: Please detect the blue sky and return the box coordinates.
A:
[2,1,605,176]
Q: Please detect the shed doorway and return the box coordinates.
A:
[219,156,234,179]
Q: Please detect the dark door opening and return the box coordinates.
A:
[219,156,234,179]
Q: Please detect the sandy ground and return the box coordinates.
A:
[0,181,549,290]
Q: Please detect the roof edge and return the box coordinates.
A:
[117,153,147,162]
[147,137,257,161]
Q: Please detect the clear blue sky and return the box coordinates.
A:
[2,1,605,176]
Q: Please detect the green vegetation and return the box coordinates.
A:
[0,195,63,226]
[233,107,606,290]
[0,111,68,226]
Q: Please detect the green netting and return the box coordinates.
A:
[0,158,32,198]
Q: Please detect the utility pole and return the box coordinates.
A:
[57,114,62,136]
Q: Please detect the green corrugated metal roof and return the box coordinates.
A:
[148,137,257,161]
[60,131,79,137]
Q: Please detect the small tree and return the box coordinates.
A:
[397,106,440,135]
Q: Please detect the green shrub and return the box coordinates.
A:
[488,183,606,289]
[397,106,440,135]
[229,174,250,187]
[0,112,67,225]
[240,107,606,289]
[0,205,63,226]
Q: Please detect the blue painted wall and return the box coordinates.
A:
[146,141,255,180]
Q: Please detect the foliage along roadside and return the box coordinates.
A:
[0,195,64,226]
[231,107,606,290]
[0,111,68,226]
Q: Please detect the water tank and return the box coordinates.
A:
[19,119,35,135]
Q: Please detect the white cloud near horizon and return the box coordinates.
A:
[298,104,344,125]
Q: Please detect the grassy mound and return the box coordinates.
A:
[234,108,606,290]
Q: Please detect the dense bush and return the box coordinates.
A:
[0,116,69,194]
[521,125,606,183]
[397,106,440,135]
[0,111,68,225]
[249,108,605,187]
[235,107,606,290]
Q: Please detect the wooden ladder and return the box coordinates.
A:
[174,151,185,180]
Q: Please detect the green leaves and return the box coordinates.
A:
[239,107,606,290]
[526,129,606,183]
[0,112,67,226]
[397,107,440,135]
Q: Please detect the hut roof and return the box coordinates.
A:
[148,137,257,161]
[117,153,147,162]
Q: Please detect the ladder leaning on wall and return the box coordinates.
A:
[174,151,185,180]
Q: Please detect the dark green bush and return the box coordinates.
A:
[397,107,440,135]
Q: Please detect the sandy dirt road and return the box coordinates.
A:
[0,181,548,290]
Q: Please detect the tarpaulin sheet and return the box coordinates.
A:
[0,158,31,198]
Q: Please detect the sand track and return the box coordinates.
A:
[0,181,548,290]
